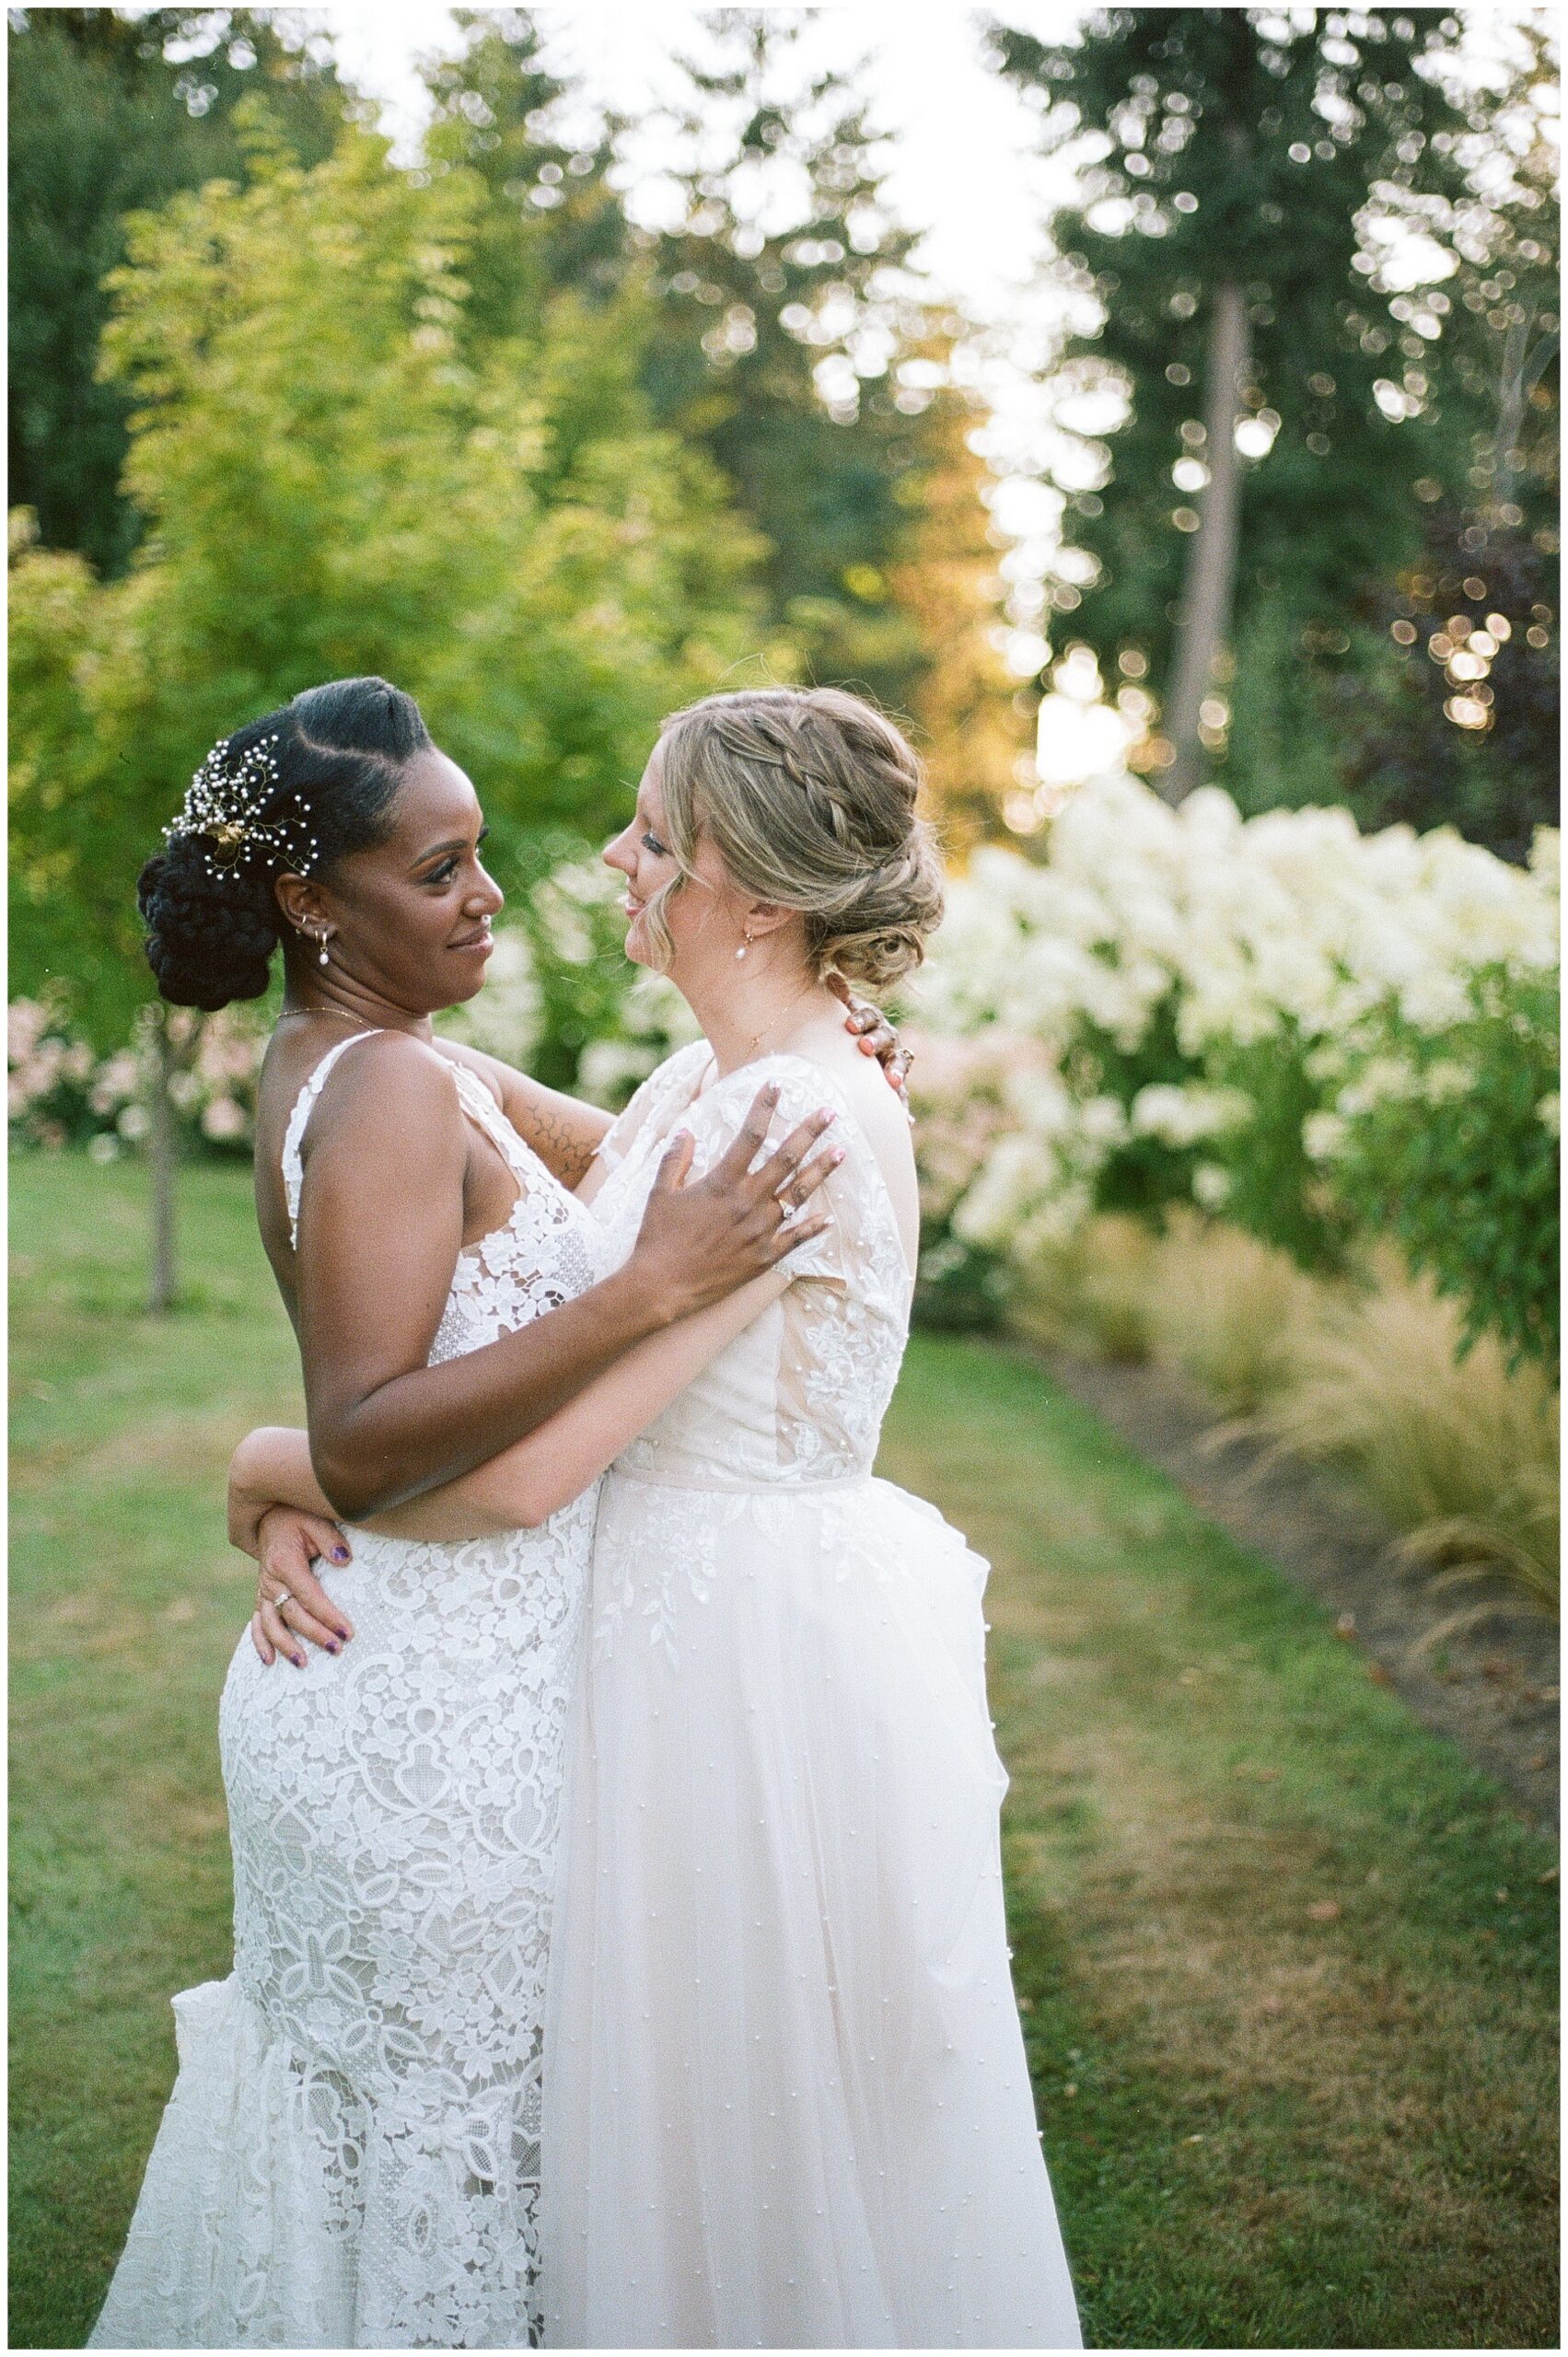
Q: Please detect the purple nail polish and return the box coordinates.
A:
[331,1547,349,1563]
[294,1654,307,1668]
[328,1641,342,1655]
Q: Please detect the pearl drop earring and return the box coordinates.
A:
[735,923,753,963]
[318,937,331,969]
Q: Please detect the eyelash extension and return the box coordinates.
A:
[642,831,668,857]
[427,828,491,887]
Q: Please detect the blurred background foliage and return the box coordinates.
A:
[991,5,1557,844]
[6,2,1559,1400]
[8,5,1026,1050]
[10,6,1559,1056]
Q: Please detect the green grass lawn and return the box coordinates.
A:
[11,1154,1560,2350]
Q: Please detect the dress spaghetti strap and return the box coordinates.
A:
[279,1031,377,1248]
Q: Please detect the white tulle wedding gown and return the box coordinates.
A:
[541,1041,1082,2350]
[90,1035,610,2350]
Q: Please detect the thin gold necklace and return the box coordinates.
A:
[743,981,821,1064]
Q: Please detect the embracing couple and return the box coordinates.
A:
[89,678,1081,2351]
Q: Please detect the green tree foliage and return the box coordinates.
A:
[418,8,1016,813]
[7,6,346,575]
[889,390,1036,849]
[1332,505,1558,861]
[1329,962,1560,1373]
[1328,28,1559,858]
[641,9,947,714]
[8,112,769,1049]
[420,7,632,335]
[988,7,1554,829]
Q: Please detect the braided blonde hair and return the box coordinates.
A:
[642,687,944,992]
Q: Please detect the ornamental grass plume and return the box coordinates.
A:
[1009,1213,1162,1364]
[1251,1248,1560,1616]
[1143,1211,1321,1415]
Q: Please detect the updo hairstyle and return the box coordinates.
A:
[137,678,432,1012]
[648,687,945,992]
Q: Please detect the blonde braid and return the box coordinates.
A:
[648,687,945,993]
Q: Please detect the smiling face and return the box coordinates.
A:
[603,742,750,979]
[293,748,505,1013]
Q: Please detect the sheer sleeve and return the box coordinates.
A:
[663,1054,915,1483]
[591,1039,713,1176]
[672,1055,902,1287]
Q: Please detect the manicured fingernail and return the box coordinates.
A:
[328,1641,342,1655]
[293,1653,307,1668]
[831,1147,846,1165]
[337,1627,352,1643]
[331,1547,349,1563]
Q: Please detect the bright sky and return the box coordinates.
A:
[331,3,1083,319]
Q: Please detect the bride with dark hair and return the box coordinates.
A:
[89,677,892,2350]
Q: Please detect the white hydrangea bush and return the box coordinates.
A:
[901,773,1559,1343]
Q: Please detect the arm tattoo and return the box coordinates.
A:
[445,1047,612,1190]
[517,1097,606,1191]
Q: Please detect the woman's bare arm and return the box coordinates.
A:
[372,1263,796,1536]
[437,1046,612,1190]
[285,1032,834,1522]
[239,1250,793,1584]
[235,1262,786,1661]
[235,1237,829,1664]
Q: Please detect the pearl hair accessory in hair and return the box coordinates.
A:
[162,734,320,879]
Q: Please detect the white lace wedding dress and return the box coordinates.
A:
[541,1042,1082,2350]
[89,1035,610,2351]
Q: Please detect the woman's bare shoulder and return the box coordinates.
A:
[272,1029,465,1164]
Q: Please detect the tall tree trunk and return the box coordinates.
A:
[1162,277,1249,806]
[147,1004,179,1316]
[1492,302,1556,519]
